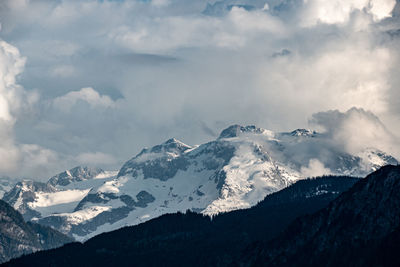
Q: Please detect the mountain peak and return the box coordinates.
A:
[165,137,179,143]
[13,180,55,193]
[47,166,104,187]
[162,137,189,147]
[118,138,192,179]
[359,148,399,170]
[288,129,317,137]
[218,124,268,139]
[137,138,192,156]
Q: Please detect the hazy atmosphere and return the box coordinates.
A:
[1,0,400,179]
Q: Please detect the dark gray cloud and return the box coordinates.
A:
[0,0,399,179]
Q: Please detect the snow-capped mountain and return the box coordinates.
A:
[2,167,117,222]
[9,124,395,241]
[47,166,107,187]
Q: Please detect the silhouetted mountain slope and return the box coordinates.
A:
[247,164,400,267]
[4,175,358,266]
[0,200,72,264]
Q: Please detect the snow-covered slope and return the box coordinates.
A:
[15,124,396,241]
[2,167,117,222]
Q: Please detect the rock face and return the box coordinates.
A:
[0,200,72,264]
[3,181,57,221]
[249,165,400,267]
[48,166,104,187]
[2,125,397,241]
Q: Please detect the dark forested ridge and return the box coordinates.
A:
[244,165,400,267]
[4,175,358,266]
[0,200,73,264]
[8,165,400,267]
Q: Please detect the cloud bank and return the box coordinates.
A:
[0,40,58,178]
[0,0,399,179]
[310,108,399,156]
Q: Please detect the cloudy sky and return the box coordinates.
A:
[0,0,399,179]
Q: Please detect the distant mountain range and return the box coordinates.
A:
[5,165,400,266]
[2,125,397,241]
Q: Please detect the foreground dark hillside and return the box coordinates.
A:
[4,175,358,266]
[0,200,73,264]
[246,165,400,267]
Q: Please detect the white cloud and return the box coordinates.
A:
[110,7,284,53]
[0,39,59,178]
[0,40,26,122]
[301,0,396,26]
[53,87,116,112]
[310,108,399,157]
[369,0,397,21]
[227,7,285,33]
[254,43,393,122]
[301,159,332,178]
